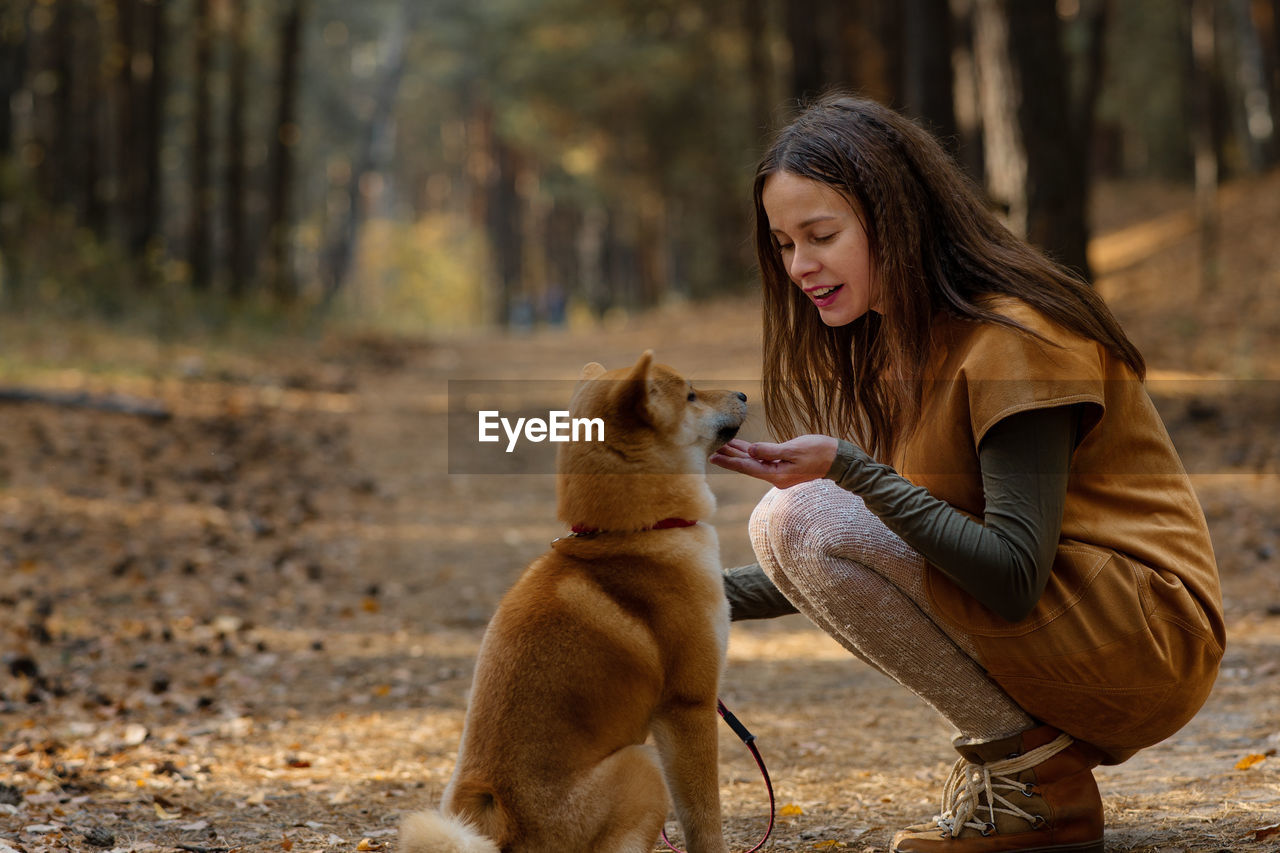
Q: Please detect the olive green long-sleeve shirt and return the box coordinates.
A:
[724,405,1079,624]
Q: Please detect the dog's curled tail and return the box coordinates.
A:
[398,810,500,853]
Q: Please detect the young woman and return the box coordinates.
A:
[711,94,1224,853]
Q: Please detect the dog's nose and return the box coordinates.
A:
[736,392,747,402]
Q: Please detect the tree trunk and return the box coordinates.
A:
[188,0,213,290]
[1190,0,1220,292]
[0,2,31,307]
[267,0,306,303]
[836,0,900,106]
[974,0,1092,279]
[1230,0,1276,169]
[225,0,250,298]
[950,0,986,184]
[48,0,75,208]
[784,0,826,103]
[903,0,958,151]
[112,0,137,247]
[79,3,106,236]
[487,134,524,327]
[321,2,416,306]
[136,0,166,263]
[743,0,774,138]
[1256,0,1280,167]
[0,1,28,160]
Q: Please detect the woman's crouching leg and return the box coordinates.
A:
[748,480,1034,742]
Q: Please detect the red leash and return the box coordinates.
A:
[661,699,775,853]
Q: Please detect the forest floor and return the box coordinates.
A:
[3,173,1280,853]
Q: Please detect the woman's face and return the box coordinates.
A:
[761,170,879,327]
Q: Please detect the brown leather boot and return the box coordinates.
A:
[891,725,1104,853]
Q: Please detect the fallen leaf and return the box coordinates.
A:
[122,723,149,746]
[1255,822,1280,841]
[281,837,294,851]
[1236,753,1268,770]
[779,803,805,817]
[356,840,378,851]
[154,802,181,820]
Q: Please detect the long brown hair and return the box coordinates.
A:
[754,93,1145,460]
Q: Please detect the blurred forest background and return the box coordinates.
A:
[1,0,1278,334]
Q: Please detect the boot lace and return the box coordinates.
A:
[934,733,1073,838]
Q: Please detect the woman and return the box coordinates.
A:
[711,94,1224,853]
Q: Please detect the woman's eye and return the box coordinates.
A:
[776,242,794,253]
[813,233,836,244]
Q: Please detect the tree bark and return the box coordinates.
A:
[112,0,138,246]
[743,0,774,138]
[321,2,416,306]
[225,0,250,298]
[487,133,524,327]
[1257,0,1280,167]
[836,0,900,106]
[1190,0,1220,292]
[267,0,307,303]
[903,0,958,151]
[188,0,213,290]
[0,1,28,160]
[974,0,1092,279]
[950,0,986,184]
[135,0,166,263]
[1230,0,1276,169]
[48,0,75,209]
[784,0,826,103]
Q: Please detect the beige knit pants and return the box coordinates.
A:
[749,480,1035,742]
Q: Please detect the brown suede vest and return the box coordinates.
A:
[894,297,1225,764]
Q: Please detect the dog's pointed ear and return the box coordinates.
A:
[614,350,655,424]
[579,362,607,380]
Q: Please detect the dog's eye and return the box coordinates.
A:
[687,391,697,401]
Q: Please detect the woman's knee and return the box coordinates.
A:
[748,479,850,563]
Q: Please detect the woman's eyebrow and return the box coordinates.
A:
[770,214,839,234]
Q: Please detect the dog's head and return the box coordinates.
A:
[556,351,747,531]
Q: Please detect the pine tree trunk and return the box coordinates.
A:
[188,0,213,290]
[975,0,1092,279]
[267,0,306,303]
[321,2,416,306]
[1190,0,1220,292]
[112,0,137,248]
[48,0,75,209]
[225,0,250,298]
[950,0,986,184]
[743,0,773,137]
[903,0,958,151]
[135,0,166,264]
[785,0,826,103]
[0,1,27,160]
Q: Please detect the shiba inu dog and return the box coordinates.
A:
[401,351,747,853]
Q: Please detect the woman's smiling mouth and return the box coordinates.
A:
[806,284,844,306]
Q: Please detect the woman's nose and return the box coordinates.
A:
[788,247,819,280]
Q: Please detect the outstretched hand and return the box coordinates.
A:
[710,434,840,488]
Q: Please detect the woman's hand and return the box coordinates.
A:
[710,434,840,488]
